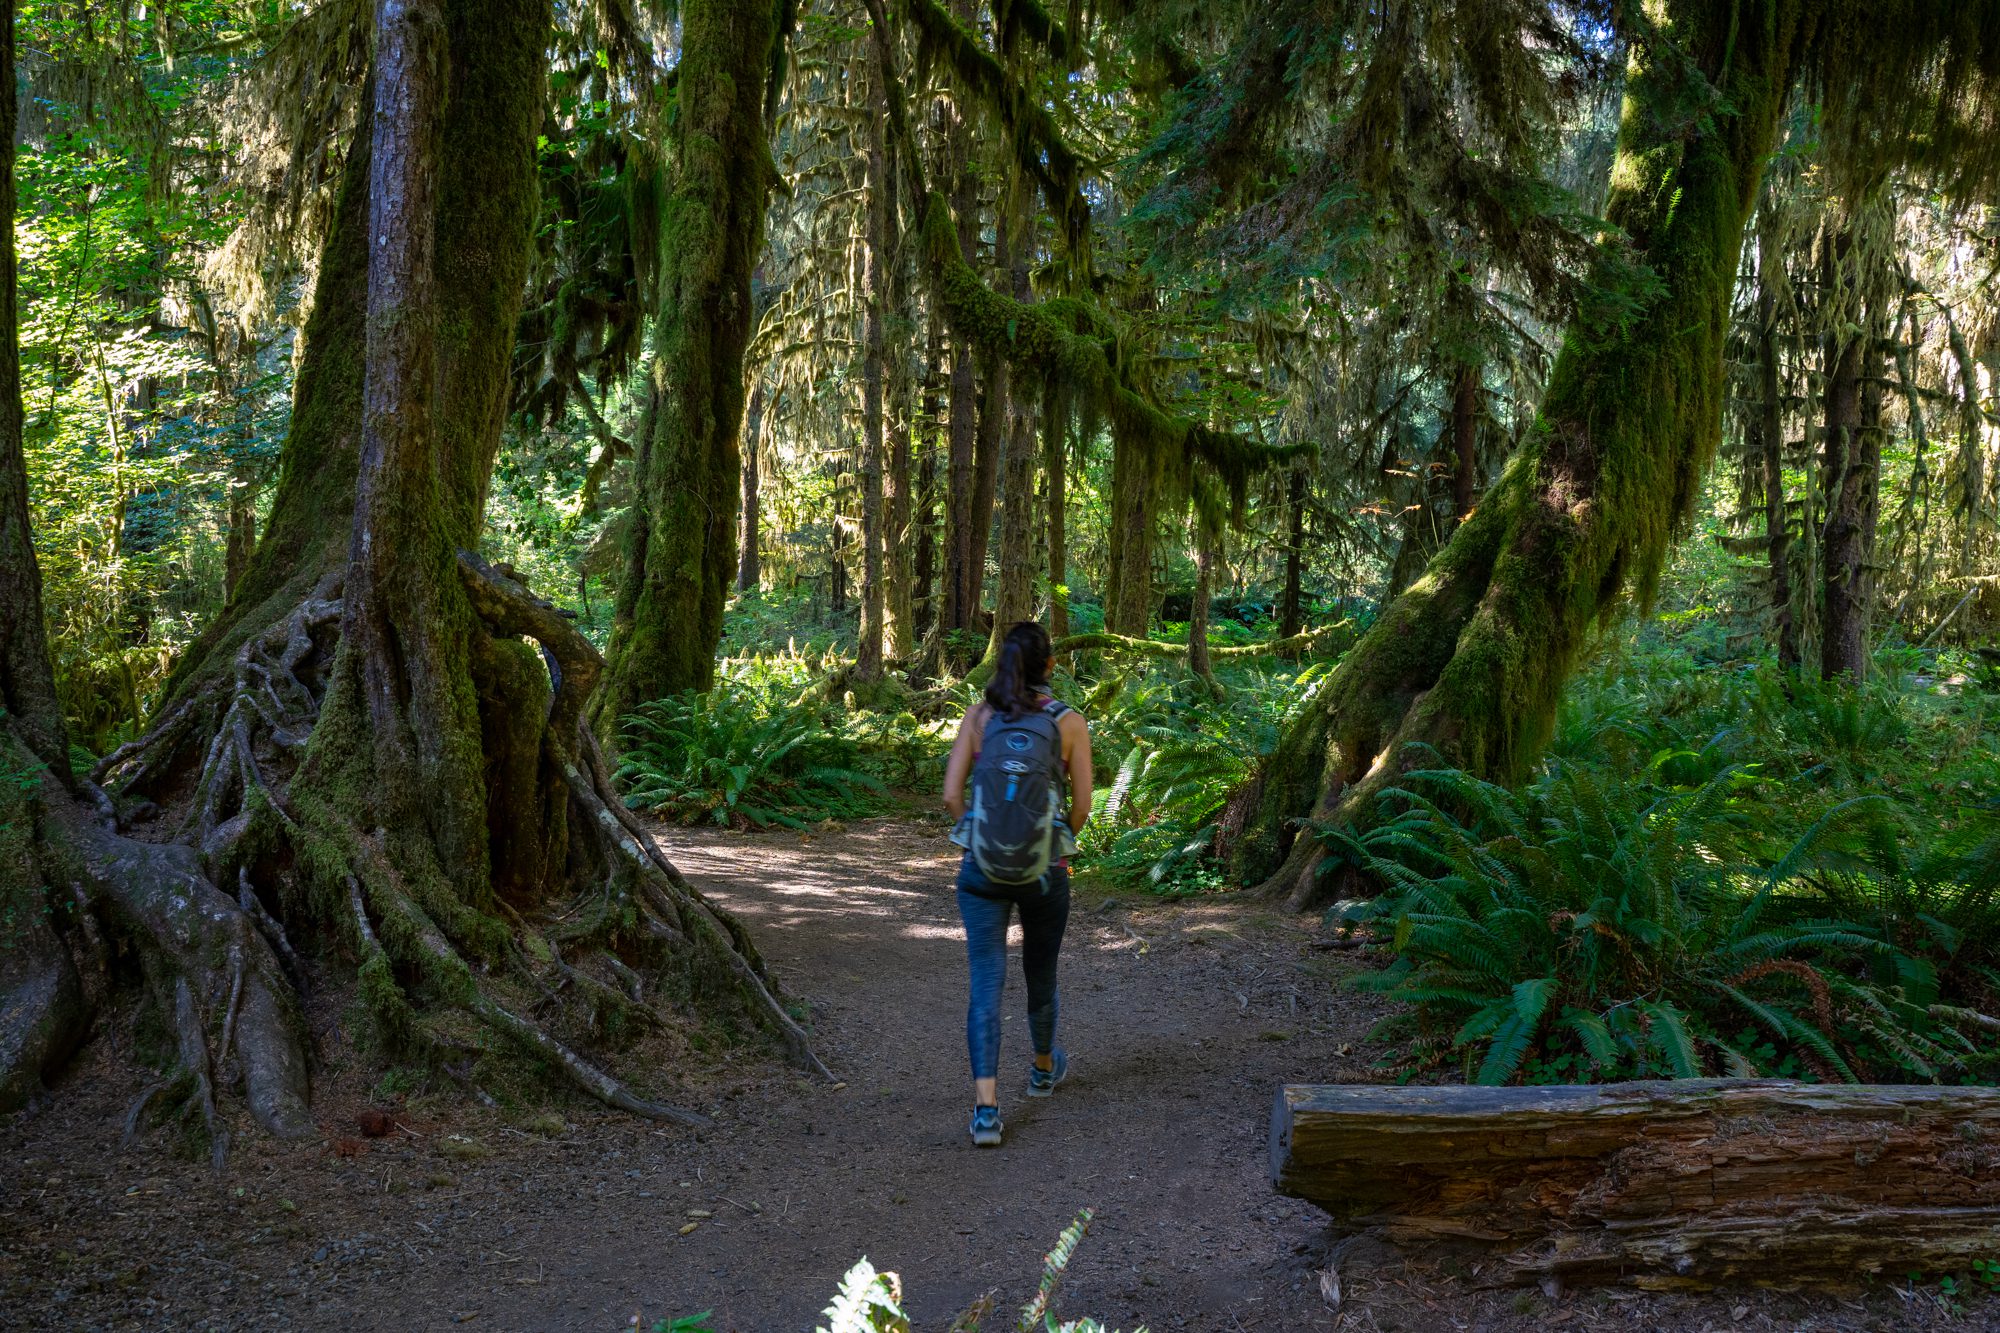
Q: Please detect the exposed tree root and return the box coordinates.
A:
[8,558,829,1149]
[458,550,833,1082]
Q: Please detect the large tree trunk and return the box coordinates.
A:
[1227,0,1815,904]
[1278,462,1305,639]
[938,70,980,650]
[857,72,890,682]
[593,0,779,728]
[1045,413,1069,639]
[914,306,942,642]
[1819,283,1884,682]
[980,201,1036,663]
[877,50,916,663]
[1448,362,1480,521]
[1270,1080,2000,1289]
[737,376,765,594]
[1754,228,1799,669]
[324,0,491,903]
[1103,437,1158,636]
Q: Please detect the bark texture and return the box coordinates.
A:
[1754,235,1799,668]
[1045,414,1069,639]
[857,78,890,680]
[1279,464,1305,639]
[737,377,765,593]
[1229,0,1817,904]
[1819,295,1884,682]
[1271,1080,2000,1289]
[1103,437,1159,636]
[595,0,779,729]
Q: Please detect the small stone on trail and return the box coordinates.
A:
[685,1209,712,1219]
[678,1222,699,1236]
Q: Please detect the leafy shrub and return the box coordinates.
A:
[617,667,887,828]
[1080,664,1321,894]
[1332,762,1999,1084]
[616,657,953,828]
[1333,641,2000,1086]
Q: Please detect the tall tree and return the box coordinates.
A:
[22,0,823,1132]
[1754,222,1801,669]
[737,375,767,593]
[1,0,309,1132]
[857,56,890,681]
[985,195,1037,659]
[879,48,917,662]
[594,0,783,728]
[1228,2,2000,905]
[1819,257,1890,682]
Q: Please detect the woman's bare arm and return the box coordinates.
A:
[942,705,987,818]
[1061,712,1092,833]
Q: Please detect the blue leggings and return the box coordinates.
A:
[956,855,1070,1083]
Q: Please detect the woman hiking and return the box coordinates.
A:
[942,620,1093,1147]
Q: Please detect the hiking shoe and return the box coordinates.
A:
[1026,1049,1068,1098]
[969,1104,1003,1147]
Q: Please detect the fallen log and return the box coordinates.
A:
[1269,1080,2000,1290]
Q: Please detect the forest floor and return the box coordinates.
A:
[0,818,1977,1331]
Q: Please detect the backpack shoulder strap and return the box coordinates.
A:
[1042,699,1072,722]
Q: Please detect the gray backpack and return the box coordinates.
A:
[965,699,1072,885]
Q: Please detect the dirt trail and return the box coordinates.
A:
[0,819,1965,1330]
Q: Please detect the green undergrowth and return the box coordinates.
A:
[1327,643,2000,1086]
[616,656,951,828]
[1077,657,1330,895]
[642,1209,1139,1332]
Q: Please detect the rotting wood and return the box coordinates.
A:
[1270,1080,2000,1289]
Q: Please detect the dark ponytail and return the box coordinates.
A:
[985,620,1054,720]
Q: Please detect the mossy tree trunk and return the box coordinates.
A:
[594,0,780,730]
[857,71,890,681]
[1228,0,1816,905]
[1449,363,1481,521]
[938,58,982,652]
[981,200,1038,663]
[1187,525,1217,686]
[914,313,942,641]
[1103,437,1160,635]
[877,47,916,662]
[1045,413,1069,639]
[61,0,824,1133]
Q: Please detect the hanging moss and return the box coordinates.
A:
[901,0,1089,254]
[920,189,1300,514]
